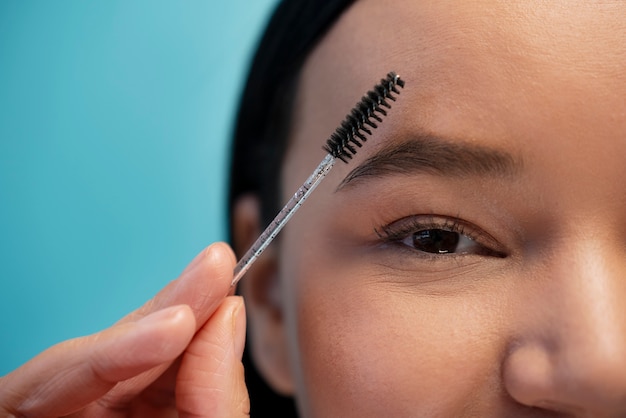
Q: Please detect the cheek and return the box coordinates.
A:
[283,254,510,417]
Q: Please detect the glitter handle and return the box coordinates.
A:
[231,154,336,286]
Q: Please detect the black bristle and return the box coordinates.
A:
[340,120,362,148]
[355,131,367,143]
[324,72,404,162]
[358,101,380,127]
[367,91,390,111]
[350,109,373,135]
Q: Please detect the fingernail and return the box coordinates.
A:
[231,297,246,359]
[207,242,237,268]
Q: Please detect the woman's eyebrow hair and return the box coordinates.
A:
[336,134,522,190]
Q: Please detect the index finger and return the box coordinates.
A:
[101,242,238,400]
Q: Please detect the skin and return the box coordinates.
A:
[3,1,625,417]
[238,0,626,417]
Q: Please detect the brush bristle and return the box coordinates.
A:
[323,72,405,163]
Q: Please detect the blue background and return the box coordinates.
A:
[0,1,277,374]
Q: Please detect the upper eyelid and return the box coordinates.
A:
[378,215,477,240]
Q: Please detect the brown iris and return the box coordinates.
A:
[412,229,460,254]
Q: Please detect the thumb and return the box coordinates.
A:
[176,296,250,417]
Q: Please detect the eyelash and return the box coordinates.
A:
[375,215,507,259]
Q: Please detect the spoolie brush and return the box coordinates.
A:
[232,71,405,286]
[323,72,405,162]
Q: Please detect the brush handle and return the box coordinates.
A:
[231,154,336,287]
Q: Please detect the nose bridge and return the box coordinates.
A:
[541,230,626,404]
[553,234,625,346]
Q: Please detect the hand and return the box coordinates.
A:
[0,242,249,417]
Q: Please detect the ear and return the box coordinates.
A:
[232,193,295,395]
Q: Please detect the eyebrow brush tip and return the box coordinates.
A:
[323,72,405,163]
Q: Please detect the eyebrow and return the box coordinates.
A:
[336,133,522,190]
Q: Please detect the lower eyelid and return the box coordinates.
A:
[377,240,479,263]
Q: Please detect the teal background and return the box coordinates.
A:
[0,1,277,374]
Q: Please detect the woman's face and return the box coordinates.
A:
[249,0,626,416]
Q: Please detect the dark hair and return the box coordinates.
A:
[228,0,356,416]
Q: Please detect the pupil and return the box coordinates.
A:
[412,229,460,254]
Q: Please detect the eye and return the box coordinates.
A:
[378,215,506,258]
[404,228,475,254]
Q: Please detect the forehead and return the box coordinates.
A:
[285,0,626,189]
[298,0,626,97]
